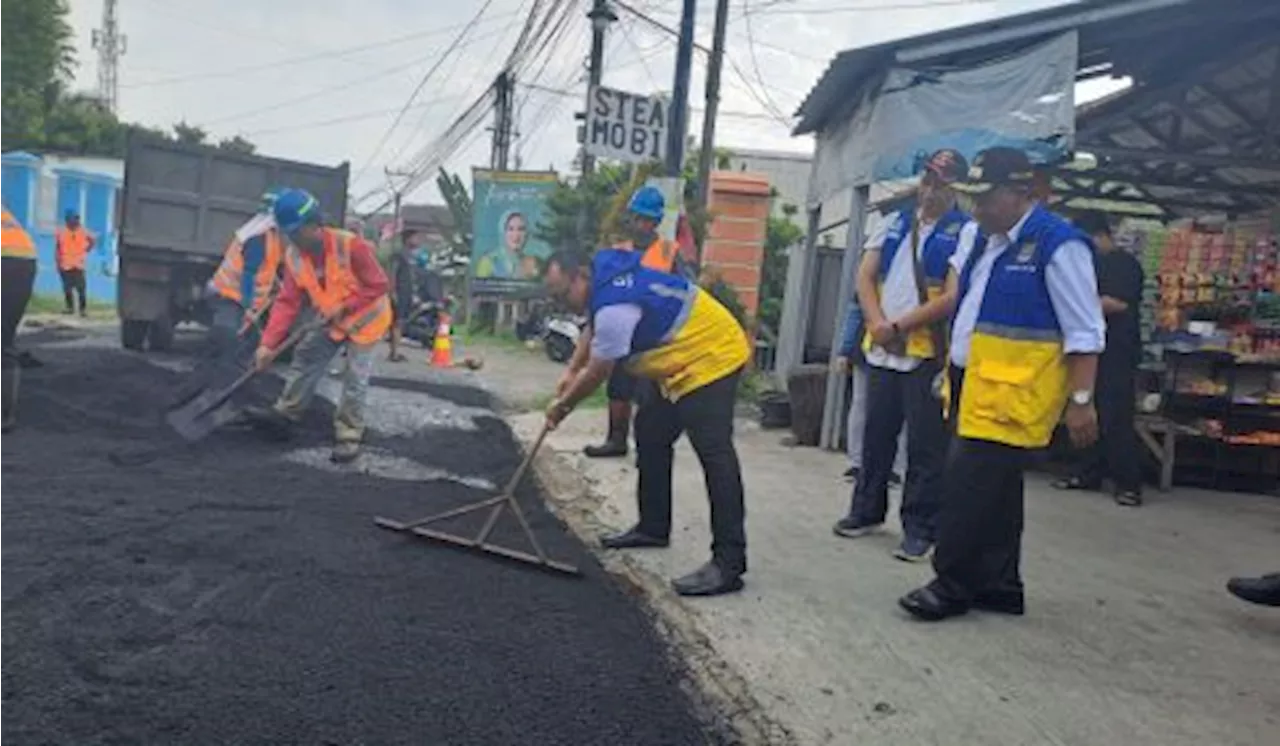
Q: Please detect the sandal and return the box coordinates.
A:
[1052,475,1099,491]
[1114,491,1143,507]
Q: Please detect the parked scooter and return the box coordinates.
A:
[543,312,585,363]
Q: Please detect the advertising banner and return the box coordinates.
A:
[470,169,557,295]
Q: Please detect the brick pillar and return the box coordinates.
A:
[703,171,770,318]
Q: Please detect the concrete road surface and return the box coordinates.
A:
[1,326,715,745]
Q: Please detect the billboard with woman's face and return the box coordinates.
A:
[471,169,557,295]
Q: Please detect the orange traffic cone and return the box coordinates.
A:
[430,312,453,368]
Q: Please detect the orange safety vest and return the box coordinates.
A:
[55,226,92,271]
[283,228,393,345]
[211,228,284,311]
[1,207,37,260]
[618,235,677,272]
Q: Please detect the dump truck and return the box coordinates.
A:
[117,134,350,351]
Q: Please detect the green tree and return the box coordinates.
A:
[434,167,474,273]
[172,121,209,145]
[2,0,77,150]
[758,203,804,331]
[217,135,257,155]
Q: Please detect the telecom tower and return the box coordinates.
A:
[92,0,127,113]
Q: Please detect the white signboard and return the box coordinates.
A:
[584,85,669,164]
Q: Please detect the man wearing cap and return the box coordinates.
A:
[249,188,392,464]
[566,185,681,460]
[55,210,95,316]
[899,147,1104,621]
[832,149,978,562]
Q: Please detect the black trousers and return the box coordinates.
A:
[606,365,639,401]
[2,257,37,351]
[634,370,746,572]
[60,268,87,312]
[1074,362,1141,493]
[848,361,947,542]
[928,435,1028,604]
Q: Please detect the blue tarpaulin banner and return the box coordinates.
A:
[808,31,1077,207]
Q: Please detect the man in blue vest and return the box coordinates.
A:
[899,147,1105,621]
[543,248,752,597]
[833,149,977,562]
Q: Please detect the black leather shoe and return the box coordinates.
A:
[583,439,628,458]
[973,590,1025,616]
[898,586,969,621]
[1227,573,1280,607]
[672,561,744,597]
[600,527,669,549]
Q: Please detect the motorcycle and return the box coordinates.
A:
[543,312,585,363]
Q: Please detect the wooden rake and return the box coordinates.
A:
[374,424,579,576]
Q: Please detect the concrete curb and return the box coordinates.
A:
[518,427,797,746]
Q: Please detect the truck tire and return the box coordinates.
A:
[122,320,149,351]
[148,315,175,352]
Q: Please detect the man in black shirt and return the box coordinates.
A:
[387,230,423,363]
[1055,211,1146,506]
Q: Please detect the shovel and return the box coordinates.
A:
[109,318,325,467]
[374,422,580,576]
[166,316,325,441]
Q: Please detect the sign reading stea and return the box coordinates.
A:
[585,85,668,164]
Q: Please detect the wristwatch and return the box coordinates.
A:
[1069,389,1094,407]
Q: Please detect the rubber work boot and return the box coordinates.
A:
[1,360,18,433]
[330,441,361,464]
[1227,573,1280,607]
[583,400,631,458]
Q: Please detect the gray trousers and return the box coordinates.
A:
[273,318,376,445]
[846,364,907,474]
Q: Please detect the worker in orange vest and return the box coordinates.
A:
[55,210,96,316]
[174,191,286,407]
[3,205,40,431]
[249,188,393,464]
[569,186,681,459]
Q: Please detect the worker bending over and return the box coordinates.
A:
[899,147,1104,621]
[543,248,751,597]
[55,210,95,316]
[2,205,39,431]
[249,188,392,464]
[182,191,285,402]
[578,186,680,459]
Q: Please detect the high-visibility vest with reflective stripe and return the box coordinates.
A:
[55,227,91,270]
[211,228,284,311]
[283,228,393,345]
[616,235,677,273]
[1,207,37,260]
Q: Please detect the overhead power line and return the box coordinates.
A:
[237,95,465,137]
[352,0,497,186]
[201,22,515,127]
[121,10,522,89]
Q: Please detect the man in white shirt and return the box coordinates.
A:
[899,147,1105,622]
[833,150,976,562]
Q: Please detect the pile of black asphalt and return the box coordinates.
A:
[2,337,712,745]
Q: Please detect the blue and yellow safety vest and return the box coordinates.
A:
[955,204,1092,448]
[590,249,749,400]
[865,206,970,360]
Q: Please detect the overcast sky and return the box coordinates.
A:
[64,0,1122,207]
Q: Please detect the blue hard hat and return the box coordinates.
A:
[64,209,80,220]
[627,186,665,221]
[272,188,320,233]
[260,188,282,210]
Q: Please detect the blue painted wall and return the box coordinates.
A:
[1,152,121,304]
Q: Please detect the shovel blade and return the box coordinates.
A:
[165,388,236,442]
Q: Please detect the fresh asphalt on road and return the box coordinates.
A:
[1,328,709,745]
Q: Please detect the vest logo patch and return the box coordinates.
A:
[1015,240,1036,263]
[612,274,634,289]
[944,222,961,236]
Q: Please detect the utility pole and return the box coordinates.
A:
[665,0,697,177]
[490,71,515,171]
[695,0,730,234]
[581,1,617,177]
[91,0,127,114]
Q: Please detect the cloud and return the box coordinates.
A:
[65,0,1084,206]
